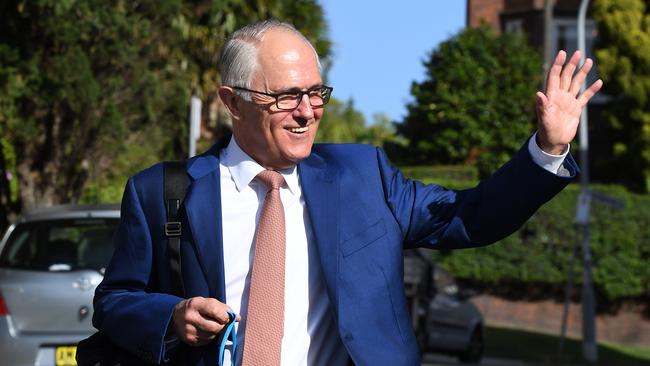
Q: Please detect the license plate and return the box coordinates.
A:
[55,345,77,366]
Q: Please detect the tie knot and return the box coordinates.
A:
[256,170,285,190]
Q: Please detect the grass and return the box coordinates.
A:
[484,325,650,366]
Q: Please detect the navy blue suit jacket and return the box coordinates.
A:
[93,138,577,365]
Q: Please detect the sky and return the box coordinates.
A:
[320,1,467,124]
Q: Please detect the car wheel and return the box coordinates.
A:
[458,327,483,364]
[416,325,428,352]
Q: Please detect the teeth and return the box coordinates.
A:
[288,126,308,133]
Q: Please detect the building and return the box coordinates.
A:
[467,0,600,88]
[466,0,617,186]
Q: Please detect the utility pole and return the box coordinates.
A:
[576,0,597,362]
[543,0,555,90]
[189,94,202,158]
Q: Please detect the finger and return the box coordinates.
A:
[183,297,228,324]
[546,50,566,93]
[577,79,603,106]
[560,51,582,90]
[568,58,593,96]
[181,299,228,333]
[196,328,219,341]
[192,314,225,334]
[189,333,215,347]
[197,300,234,324]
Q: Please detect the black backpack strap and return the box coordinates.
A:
[163,161,188,298]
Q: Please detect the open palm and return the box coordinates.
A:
[536,50,603,155]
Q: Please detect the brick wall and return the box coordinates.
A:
[467,0,586,33]
[467,0,506,32]
[471,294,650,347]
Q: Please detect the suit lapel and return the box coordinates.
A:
[184,141,228,301]
[181,142,341,304]
[299,151,340,308]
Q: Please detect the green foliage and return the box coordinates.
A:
[400,165,478,183]
[0,0,333,219]
[317,98,367,143]
[592,0,650,192]
[394,24,542,177]
[176,0,332,138]
[364,113,407,148]
[80,129,171,204]
[317,98,405,148]
[0,0,190,212]
[429,182,649,301]
[402,165,649,301]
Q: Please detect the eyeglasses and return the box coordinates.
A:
[232,85,333,110]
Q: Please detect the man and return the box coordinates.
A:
[93,20,602,366]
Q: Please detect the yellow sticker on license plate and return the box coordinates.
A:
[55,346,77,366]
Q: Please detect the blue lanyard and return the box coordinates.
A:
[218,310,238,366]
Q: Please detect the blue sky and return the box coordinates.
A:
[320,1,467,124]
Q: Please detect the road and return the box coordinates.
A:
[422,353,528,366]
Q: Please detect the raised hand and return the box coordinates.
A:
[536,50,603,155]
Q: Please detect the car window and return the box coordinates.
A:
[0,218,119,273]
[433,265,458,296]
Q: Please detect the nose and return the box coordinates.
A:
[293,93,314,120]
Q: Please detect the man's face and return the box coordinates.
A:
[232,29,323,170]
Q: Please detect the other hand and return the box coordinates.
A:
[536,50,603,155]
[172,296,240,346]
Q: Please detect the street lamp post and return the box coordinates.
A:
[576,0,598,362]
[189,94,202,158]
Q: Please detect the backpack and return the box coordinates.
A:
[76,161,188,366]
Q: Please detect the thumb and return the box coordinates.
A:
[536,91,548,109]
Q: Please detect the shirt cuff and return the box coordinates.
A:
[528,132,569,175]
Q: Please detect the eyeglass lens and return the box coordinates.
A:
[276,88,329,110]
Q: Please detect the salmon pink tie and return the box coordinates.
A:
[242,170,286,366]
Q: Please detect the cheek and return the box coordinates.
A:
[251,112,279,140]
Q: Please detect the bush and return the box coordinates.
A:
[406,166,650,302]
[394,23,541,178]
[400,165,478,183]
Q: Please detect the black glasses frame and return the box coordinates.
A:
[232,85,333,110]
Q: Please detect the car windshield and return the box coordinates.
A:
[0,218,119,273]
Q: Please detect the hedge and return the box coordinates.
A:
[405,166,650,302]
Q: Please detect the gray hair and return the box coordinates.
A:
[218,19,321,100]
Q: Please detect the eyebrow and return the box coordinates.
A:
[271,84,323,94]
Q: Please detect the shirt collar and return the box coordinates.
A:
[222,136,299,194]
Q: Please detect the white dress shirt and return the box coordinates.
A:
[217,134,566,365]
[219,137,348,366]
[528,132,571,175]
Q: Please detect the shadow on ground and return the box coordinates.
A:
[483,326,650,366]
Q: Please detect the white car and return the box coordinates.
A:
[0,205,119,366]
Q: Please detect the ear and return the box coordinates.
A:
[218,86,242,120]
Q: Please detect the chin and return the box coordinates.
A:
[282,147,313,165]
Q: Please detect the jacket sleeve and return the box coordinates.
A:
[378,136,579,249]
[92,176,182,364]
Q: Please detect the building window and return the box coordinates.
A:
[505,18,524,33]
[552,17,604,102]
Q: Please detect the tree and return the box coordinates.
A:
[0,0,333,230]
[317,98,367,143]
[177,0,332,141]
[365,113,407,149]
[0,0,190,227]
[394,24,542,176]
[592,0,650,192]
[316,98,403,148]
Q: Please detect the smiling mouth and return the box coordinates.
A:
[287,126,309,134]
